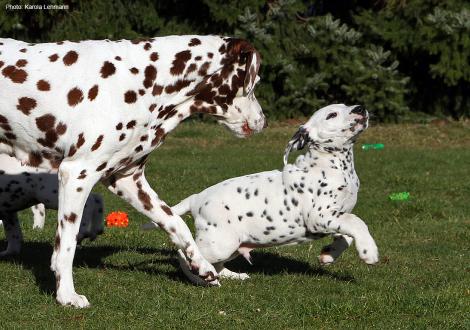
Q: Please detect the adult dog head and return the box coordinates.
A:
[186,38,265,137]
[284,104,368,164]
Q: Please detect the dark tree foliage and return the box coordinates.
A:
[0,0,468,121]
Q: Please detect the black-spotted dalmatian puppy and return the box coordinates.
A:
[0,154,104,257]
[0,35,265,307]
[145,104,378,285]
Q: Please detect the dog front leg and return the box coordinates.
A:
[104,169,218,282]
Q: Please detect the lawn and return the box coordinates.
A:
[1,120,469,329]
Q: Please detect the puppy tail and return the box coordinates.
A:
[171,194,195,216]
[140,194,196,231]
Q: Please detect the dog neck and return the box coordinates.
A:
[301,144,356,172]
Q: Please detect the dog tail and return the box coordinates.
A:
[140,194,196,231]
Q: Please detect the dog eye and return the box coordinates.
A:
[326,112,337,120]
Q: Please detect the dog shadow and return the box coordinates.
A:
[225,251,356,282]
[0,241,354,295]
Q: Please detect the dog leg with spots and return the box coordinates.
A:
[316,213,378,265]
[31,204,46,229]
[318,234,353,265]
[106,169,218,282]
[0,213,22,257]
[51,163,101,308]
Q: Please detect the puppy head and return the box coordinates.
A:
[284,104,368,164]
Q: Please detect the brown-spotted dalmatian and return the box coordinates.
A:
[0,35,265,307]
[145,104,378,285]
[0,154,104,257]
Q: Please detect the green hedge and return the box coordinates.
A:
[0,0,468,121]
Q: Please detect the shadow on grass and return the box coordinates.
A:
[0,241,354,295]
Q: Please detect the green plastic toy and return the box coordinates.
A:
[362,143,384,150]
[389,192,410,201]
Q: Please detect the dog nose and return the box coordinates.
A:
[351,105,366,115]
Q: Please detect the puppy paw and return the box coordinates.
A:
[358,241,379,265]
[318,253,335,265]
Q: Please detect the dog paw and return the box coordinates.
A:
[191,258,219,282]
[219,268,250,280]
[358,241,379,265]
[318,253,335,265]
[56,292,90,308]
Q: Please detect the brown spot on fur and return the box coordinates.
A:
[76,133,85,149]
[0,61,4,69]
[65,213,78,223]
[143,42,152,51]
[139,89,145,96]
[198,62,210,76]
[152,84,163,96]
[63,51,78,65]
[56,122,67,135]
[16,97,37,115]
[19,48,27,53]
[16,59,27,67]
[165,79,192,94]
[28,152,43,167]
[115,56,122,61]
[100,61,116,78]
[49,54,59,62]
[68,145,77,157]
[130,67,139,74]
[91,135,104,151]
[151,127,165,146]
[36,114,56,131]
[2,65,27,83]
[161,205,173,215]
[96,162,107,171]
[170,50,191,75]
[143,65,157,89]
[119,133,126,141]
[149,104,157,112]
[150,52,159,62]
[124,90,137,103]
[67,87,84,107]
[188,38,201,47]
[116,122,123,130]
[37,79,50,91]
[88,85,99,101]
[185,63,197,75]
[137,186,153,211]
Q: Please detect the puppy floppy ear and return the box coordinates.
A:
[283,126,309,166]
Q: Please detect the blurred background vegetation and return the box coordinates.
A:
[0,0,469,122]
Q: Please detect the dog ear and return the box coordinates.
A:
[283,126,309,166]
[242,47,260,95]
[227,39,261,96]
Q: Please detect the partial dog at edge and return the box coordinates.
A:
[0,154,104,257]
[144,104,379,285]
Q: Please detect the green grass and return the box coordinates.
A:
[1,121,469,329]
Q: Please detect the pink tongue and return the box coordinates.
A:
[238,246,253,265]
